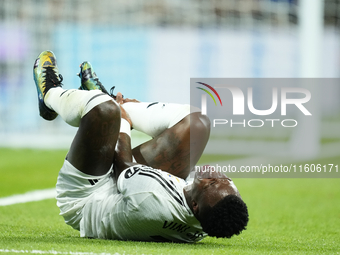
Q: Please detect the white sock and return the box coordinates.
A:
[44,87,114,127]
[122,102,198,137]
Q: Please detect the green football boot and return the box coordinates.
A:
[78,61,119,99]
[78,61,109,93]
[33,50,63,121]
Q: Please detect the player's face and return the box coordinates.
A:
[191,171,240,215]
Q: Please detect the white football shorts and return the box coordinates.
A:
[56,159,116,231]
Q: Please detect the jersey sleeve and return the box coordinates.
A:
[112,165,206,242]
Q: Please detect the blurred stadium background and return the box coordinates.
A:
[0,0,339,151]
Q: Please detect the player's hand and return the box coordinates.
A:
[116,92,132,127]
[115,93,140,104]
[122,98,140,104]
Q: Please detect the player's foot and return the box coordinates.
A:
[78,61,109,93]
[33,50,63,121]
[78,61,119,99]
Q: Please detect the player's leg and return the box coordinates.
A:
[122,102,210,179]
[33,51,120,176]
[61,94,119,176]
[76,61,210,178]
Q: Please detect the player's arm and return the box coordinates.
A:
[114,132,137,180]
[113,93,138,180]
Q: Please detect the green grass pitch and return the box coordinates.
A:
[0,148,339,255]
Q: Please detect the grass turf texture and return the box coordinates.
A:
[0,148,339,255]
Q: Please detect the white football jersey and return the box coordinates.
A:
[79,165,206,242]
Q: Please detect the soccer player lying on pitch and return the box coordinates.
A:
[33,51,249,243]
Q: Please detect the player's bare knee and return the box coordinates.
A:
[100,100,120,119]
[191,112,211,137]
[90,100,120,121]
[200,114,211,135]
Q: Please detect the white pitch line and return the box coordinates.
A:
[0,249,122,255]
[0,188,56,206]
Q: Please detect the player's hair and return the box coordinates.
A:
[199,195,249,238]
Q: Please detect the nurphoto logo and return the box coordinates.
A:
[196,82,312,128]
